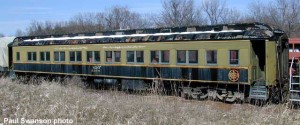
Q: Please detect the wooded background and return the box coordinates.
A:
[3,0,300,37]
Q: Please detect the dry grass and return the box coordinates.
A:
[0,77,300,125]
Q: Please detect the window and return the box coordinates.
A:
[151,51,159,63]
[229,50,239,65]
[177,50,186,63]
[106,51,121,63]
[177,50,198,64]
[151,50,170,64]
[69,51,82,62]
[161,50,169,63]
[127,51,135,62]
[127,51,144,63]
[189,50,198,63]
[40,51,50,61]
[106,51,112,62]
[206,50,217,64]
[27,52,36,61]
[136,51,144,63]
[16,52,20,61]
[87,51,100,63]
[114,51,121,62]
[54,51,65,62]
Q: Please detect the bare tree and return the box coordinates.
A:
[247,0,267,22]
[95,12,106,31]
[156,0,203,27]
[248,0,300,37]
[68,12,101,33]
[27,20,46,36]
[202,0,227,25]
[15,29,27,37]
[220,8,242,24]
[104,6,147,30]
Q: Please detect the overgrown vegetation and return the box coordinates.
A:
[0,77,300,124]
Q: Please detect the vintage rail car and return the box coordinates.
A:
[9,22,289,102]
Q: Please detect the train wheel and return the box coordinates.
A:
[179,89,188,99]
[208,90,217,100]
[199,89,208,100]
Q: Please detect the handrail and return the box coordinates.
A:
[290,57,295,91]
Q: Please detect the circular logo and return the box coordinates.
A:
[228,69,239,82]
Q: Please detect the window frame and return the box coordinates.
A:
[69,51,82,62]
[127,51,135,63]
[16,52,20,61]
[177,50,187,64]
[54,51,65,62]
[177,50,198,64]
[229,50,239,65]
[87,51,100,63]
[40,51,50,62]
[105,51,121,63]
[206,50,217,65]
[127,50,144,64]
[150,50,170,64]
[27,52,37,62]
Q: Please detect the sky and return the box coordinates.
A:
[0,0,260,36]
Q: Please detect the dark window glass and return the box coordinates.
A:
[127,51,135,62]
[60,52,65,61]
[189,50,198,63]
[229,50,239,65]
[94,51,100,62]
[151,50,169,63]
[54,52,59,61]
[46,52,50,61]
[70,51,75,62]
[76,51,82,61]
[27,52,31,61]
[206,50,217,64]
[106,51,112,62]
[127,51,144,63]
[87,51,93,62]
[40,52,45,61]
[177,50,186,63]
[161,50,169,63]
[16,52,20,61]
[28,52,36,61]
[106,51,121,63]
[40,52,50,61]
[55,51,65,62]
[136,51,144,63]
[151,51,159,63]
[70,51,81,62]
[32,52,36,61]
[114,51,121,62]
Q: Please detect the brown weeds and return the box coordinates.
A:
[0,77,299,124]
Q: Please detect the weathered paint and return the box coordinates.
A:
[14,63,248,83]
[265,41,277,86]
[13,40,253,84]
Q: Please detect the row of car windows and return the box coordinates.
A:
[16,50,239,65]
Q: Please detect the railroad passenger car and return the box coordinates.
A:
[9,22,289,102]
